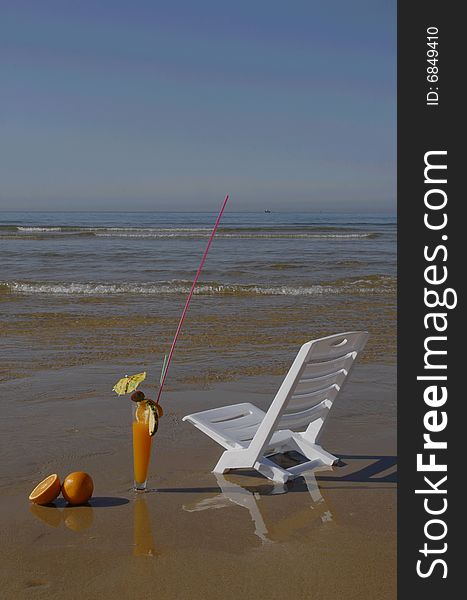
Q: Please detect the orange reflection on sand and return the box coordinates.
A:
[29,504,62,528]
[29,503,94,532]
[63,506,94,532]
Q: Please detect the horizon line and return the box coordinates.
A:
[0,209,397,215]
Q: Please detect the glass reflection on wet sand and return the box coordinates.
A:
[29,496,160,558]
[133,496,158,557]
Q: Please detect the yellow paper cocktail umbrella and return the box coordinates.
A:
[112,372,146,396]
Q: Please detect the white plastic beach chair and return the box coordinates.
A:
[183,331,369,483]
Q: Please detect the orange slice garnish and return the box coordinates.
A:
[135,401,149,423]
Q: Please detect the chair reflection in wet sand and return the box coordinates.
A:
[183,465,333,544]
[182,454,396,544]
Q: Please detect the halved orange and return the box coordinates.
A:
[29,474,61,505]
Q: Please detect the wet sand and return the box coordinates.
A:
[0,294,395,385]
[0,363,396,599]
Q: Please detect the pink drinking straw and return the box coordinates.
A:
[156,194,229,404]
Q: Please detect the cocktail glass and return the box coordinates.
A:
[131,402,153,491]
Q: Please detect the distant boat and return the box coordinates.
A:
[264,210,271,213]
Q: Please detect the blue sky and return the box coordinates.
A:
[0,1,395,212]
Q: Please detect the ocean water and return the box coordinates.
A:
[0,212,396,386]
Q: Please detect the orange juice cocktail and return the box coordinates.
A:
[132,402,153,491]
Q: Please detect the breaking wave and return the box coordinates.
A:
[16,226,63,232]
[0,225,380,240]
[1,275,396,297]
[94,232,377,239]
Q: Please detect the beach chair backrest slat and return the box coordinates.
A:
[277,399,332,430]
[306,332,367,362]
[246,332,368,459]
[286,383,340,412]
[275,332,367,432]
[301,352,355,379]
[292,369,347,396]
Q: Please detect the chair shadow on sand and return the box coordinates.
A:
[317,454,397,484]
[175,453,397,544]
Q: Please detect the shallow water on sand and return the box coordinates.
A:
[0,212,395,384]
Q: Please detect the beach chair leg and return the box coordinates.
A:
[292,435,339,466]
[212,449,252,474]
[213,451,291,484]
[254,457,291,483]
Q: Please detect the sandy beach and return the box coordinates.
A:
[0,212,396,598]
[0,362,396,599]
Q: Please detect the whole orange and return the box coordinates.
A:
[62,471,94,505]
